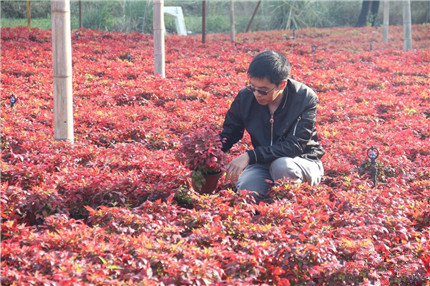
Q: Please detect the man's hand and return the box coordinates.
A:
[225,153,250,184]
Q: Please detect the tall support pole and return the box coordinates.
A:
[27,0,31,31]
[403,0,412,51]
[79,0,82,28]
[246,0,261,32]
[202,0,207,44]
[383,0,389,42]
[52,0,74,142]
[230,0,235,41]
[153,0,165,78]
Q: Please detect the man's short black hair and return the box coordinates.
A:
[247,51,291,86]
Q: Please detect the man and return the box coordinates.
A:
[220,50,325,201]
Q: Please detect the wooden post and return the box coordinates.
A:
[403,0,412,51]
[230,0,235,41]
[27,0,31,31]
[52,0,74,142]
[153,0,165,78]
[202,0,206,44]
[246,0,261,32]
[383,0,389,42]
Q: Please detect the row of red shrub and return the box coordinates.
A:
[1,25,429,284]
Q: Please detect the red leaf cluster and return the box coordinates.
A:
[1,25,429,284]
[176,126,226,173]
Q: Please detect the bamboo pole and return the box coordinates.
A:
[383,0,389,42]
[153,0,165,78]
[52,0,74,142]
[230,0,235,41]
[403,0,412,51]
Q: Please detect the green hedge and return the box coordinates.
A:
[1,0,429,33]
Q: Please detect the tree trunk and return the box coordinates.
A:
[356,0,371,27]
[27,0,31,31]
[52,0,74,142]
[230,0,235,41]
[356,0,380,27]
[79,0,82,28]
[427,1,430,23]
[370,0,380,26]
[153,0,165,77]
[202,0,207,44]
[403,0,412,51]
[383,0,389,42]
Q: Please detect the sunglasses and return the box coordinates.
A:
[246,84,277,96]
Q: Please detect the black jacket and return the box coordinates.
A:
[220,79,325,164]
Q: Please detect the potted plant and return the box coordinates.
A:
[176,127,227,194]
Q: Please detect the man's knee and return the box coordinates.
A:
[270,157,324,186]
[270,157,303,183]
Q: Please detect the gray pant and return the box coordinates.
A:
[236,157,324,201]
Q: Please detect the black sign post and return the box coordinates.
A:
[367,146,379,189]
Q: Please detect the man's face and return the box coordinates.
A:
[247,77,284,106]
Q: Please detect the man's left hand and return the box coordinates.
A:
[225,153,249,184]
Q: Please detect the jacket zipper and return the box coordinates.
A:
[270,113,274,146]
[293,116,302,136]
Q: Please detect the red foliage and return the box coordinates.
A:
[176,126,227,191]
[176,127,226,173]
[1,25,429,284]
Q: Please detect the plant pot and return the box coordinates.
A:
[192,171,222,194]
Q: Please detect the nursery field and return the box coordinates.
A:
[1,25,430,285]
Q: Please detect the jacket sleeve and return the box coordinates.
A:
[219,94,245,152]
[250,96,319,164]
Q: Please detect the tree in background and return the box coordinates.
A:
[269,1,325,30]
[356,0,381,27]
